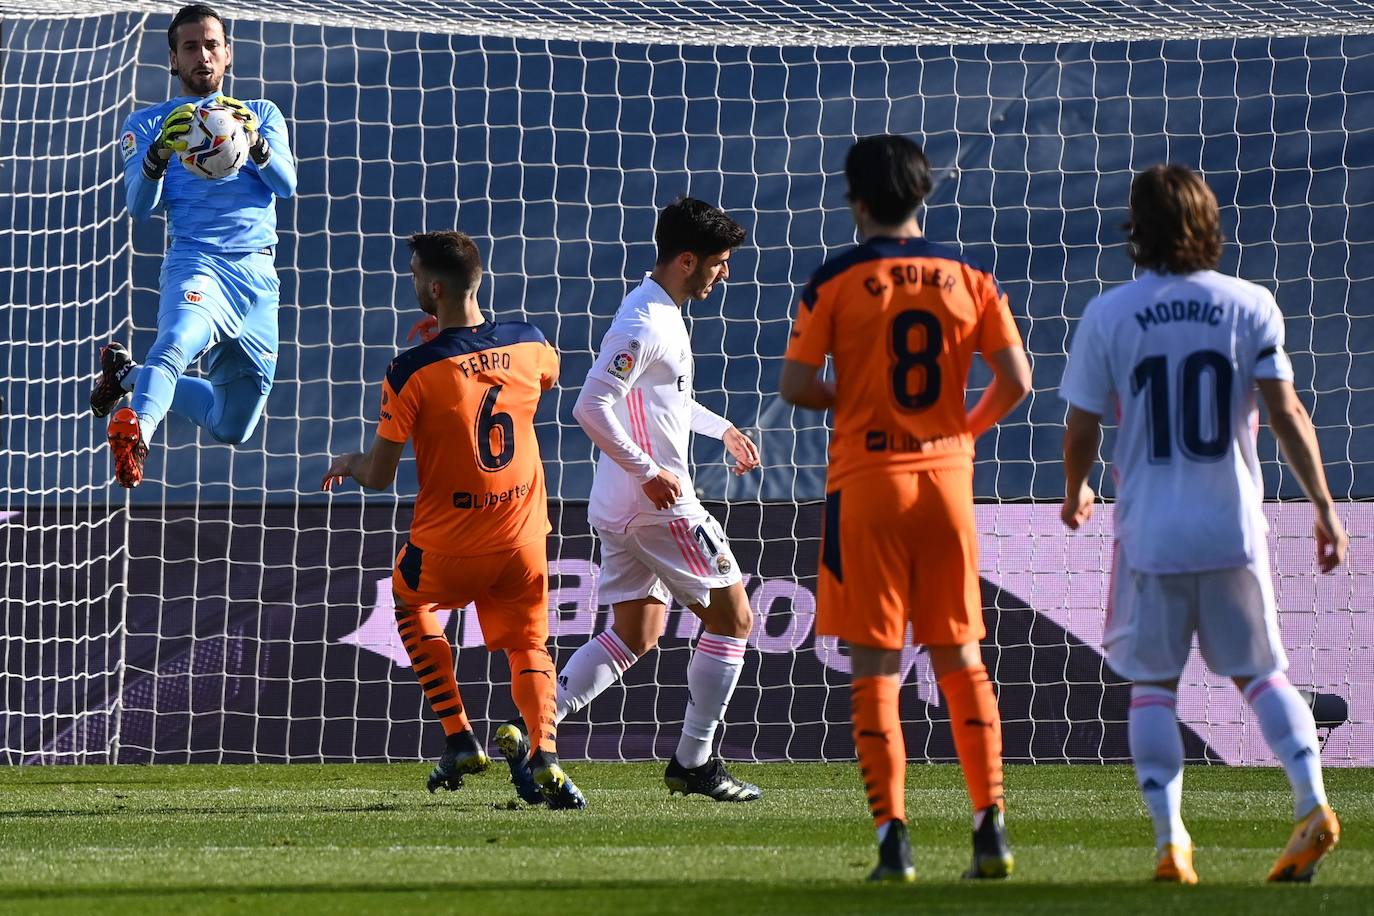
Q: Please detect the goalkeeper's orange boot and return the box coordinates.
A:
[1154,843,1198,884]
[90,342,136,418]
[107,407,147,489]
[1268,804,1340,882]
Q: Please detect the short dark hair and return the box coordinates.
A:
[168,4,227,49]
[1127,164,1223,274]
[408,230,483,295]
[844,135,933,226]
[654,198,747,264]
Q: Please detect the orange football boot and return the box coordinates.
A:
[1268,805,1340,883]
[107,407,147,489]
[1154,843,1199,884]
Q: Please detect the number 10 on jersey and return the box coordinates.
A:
[1131,350,1233,463]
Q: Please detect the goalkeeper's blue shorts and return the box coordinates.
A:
[127,247,280,442]
[156,247,280,392]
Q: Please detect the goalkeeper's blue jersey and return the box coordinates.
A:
[120,96,294,255]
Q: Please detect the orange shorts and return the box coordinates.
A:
[391,537,549,650]
[816,466,983,650]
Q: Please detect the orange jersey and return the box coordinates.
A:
[785,236,1022,485]
[377,321,558,554]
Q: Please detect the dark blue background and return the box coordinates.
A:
[3,17,1370,507]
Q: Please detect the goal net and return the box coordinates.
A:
[2,0,1370,766]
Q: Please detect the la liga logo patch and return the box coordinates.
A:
[607,350,635,379]
[120,131,137,160]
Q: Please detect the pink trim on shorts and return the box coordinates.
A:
[668,518,709,577]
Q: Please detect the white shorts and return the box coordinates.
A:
[595,512,742,609]
[1104,542,1287,683]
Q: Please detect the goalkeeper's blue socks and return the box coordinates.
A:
[126,310,215,443]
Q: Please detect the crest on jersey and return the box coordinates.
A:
[715,554,732,575]
[120,131,137,160]
[184,290,203,303]
[607,350,635,380]
[629,339,641,351]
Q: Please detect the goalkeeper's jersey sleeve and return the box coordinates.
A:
[119,96,295,254]
[377,320,557,555]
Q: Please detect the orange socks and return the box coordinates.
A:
[395,606,470,736]
[937,663,1005,812]
[851,675,906,827]
[508,647,558,756]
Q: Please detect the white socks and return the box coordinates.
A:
[1129,685,1190,850]
[554,629,637,724]
[1244,672,1328,820]
[554,628,748,770]
[675,633,747,769]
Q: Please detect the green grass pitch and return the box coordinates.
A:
[0,762,1368,914]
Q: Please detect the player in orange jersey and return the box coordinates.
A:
[780,135,1031,881]
[322,230,583,809]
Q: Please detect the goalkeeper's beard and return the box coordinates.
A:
[174,65,225,97]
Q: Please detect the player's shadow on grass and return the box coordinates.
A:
[4,878,1374,907]
[0,802,415,820]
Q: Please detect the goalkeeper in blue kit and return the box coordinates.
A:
[93,3,296,487]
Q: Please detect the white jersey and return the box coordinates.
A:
[583,276,727,532]
[1060,270,1293,574]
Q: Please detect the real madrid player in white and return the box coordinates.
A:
[1060,165,1348,884]
[533,198,762,800]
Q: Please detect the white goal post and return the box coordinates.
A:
[1,0,1370,766]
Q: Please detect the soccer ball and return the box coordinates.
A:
[178,103,249,180]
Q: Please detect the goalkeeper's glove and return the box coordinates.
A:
[214,94,259,133]
[142,102,195,180]
[215,94,271,166]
